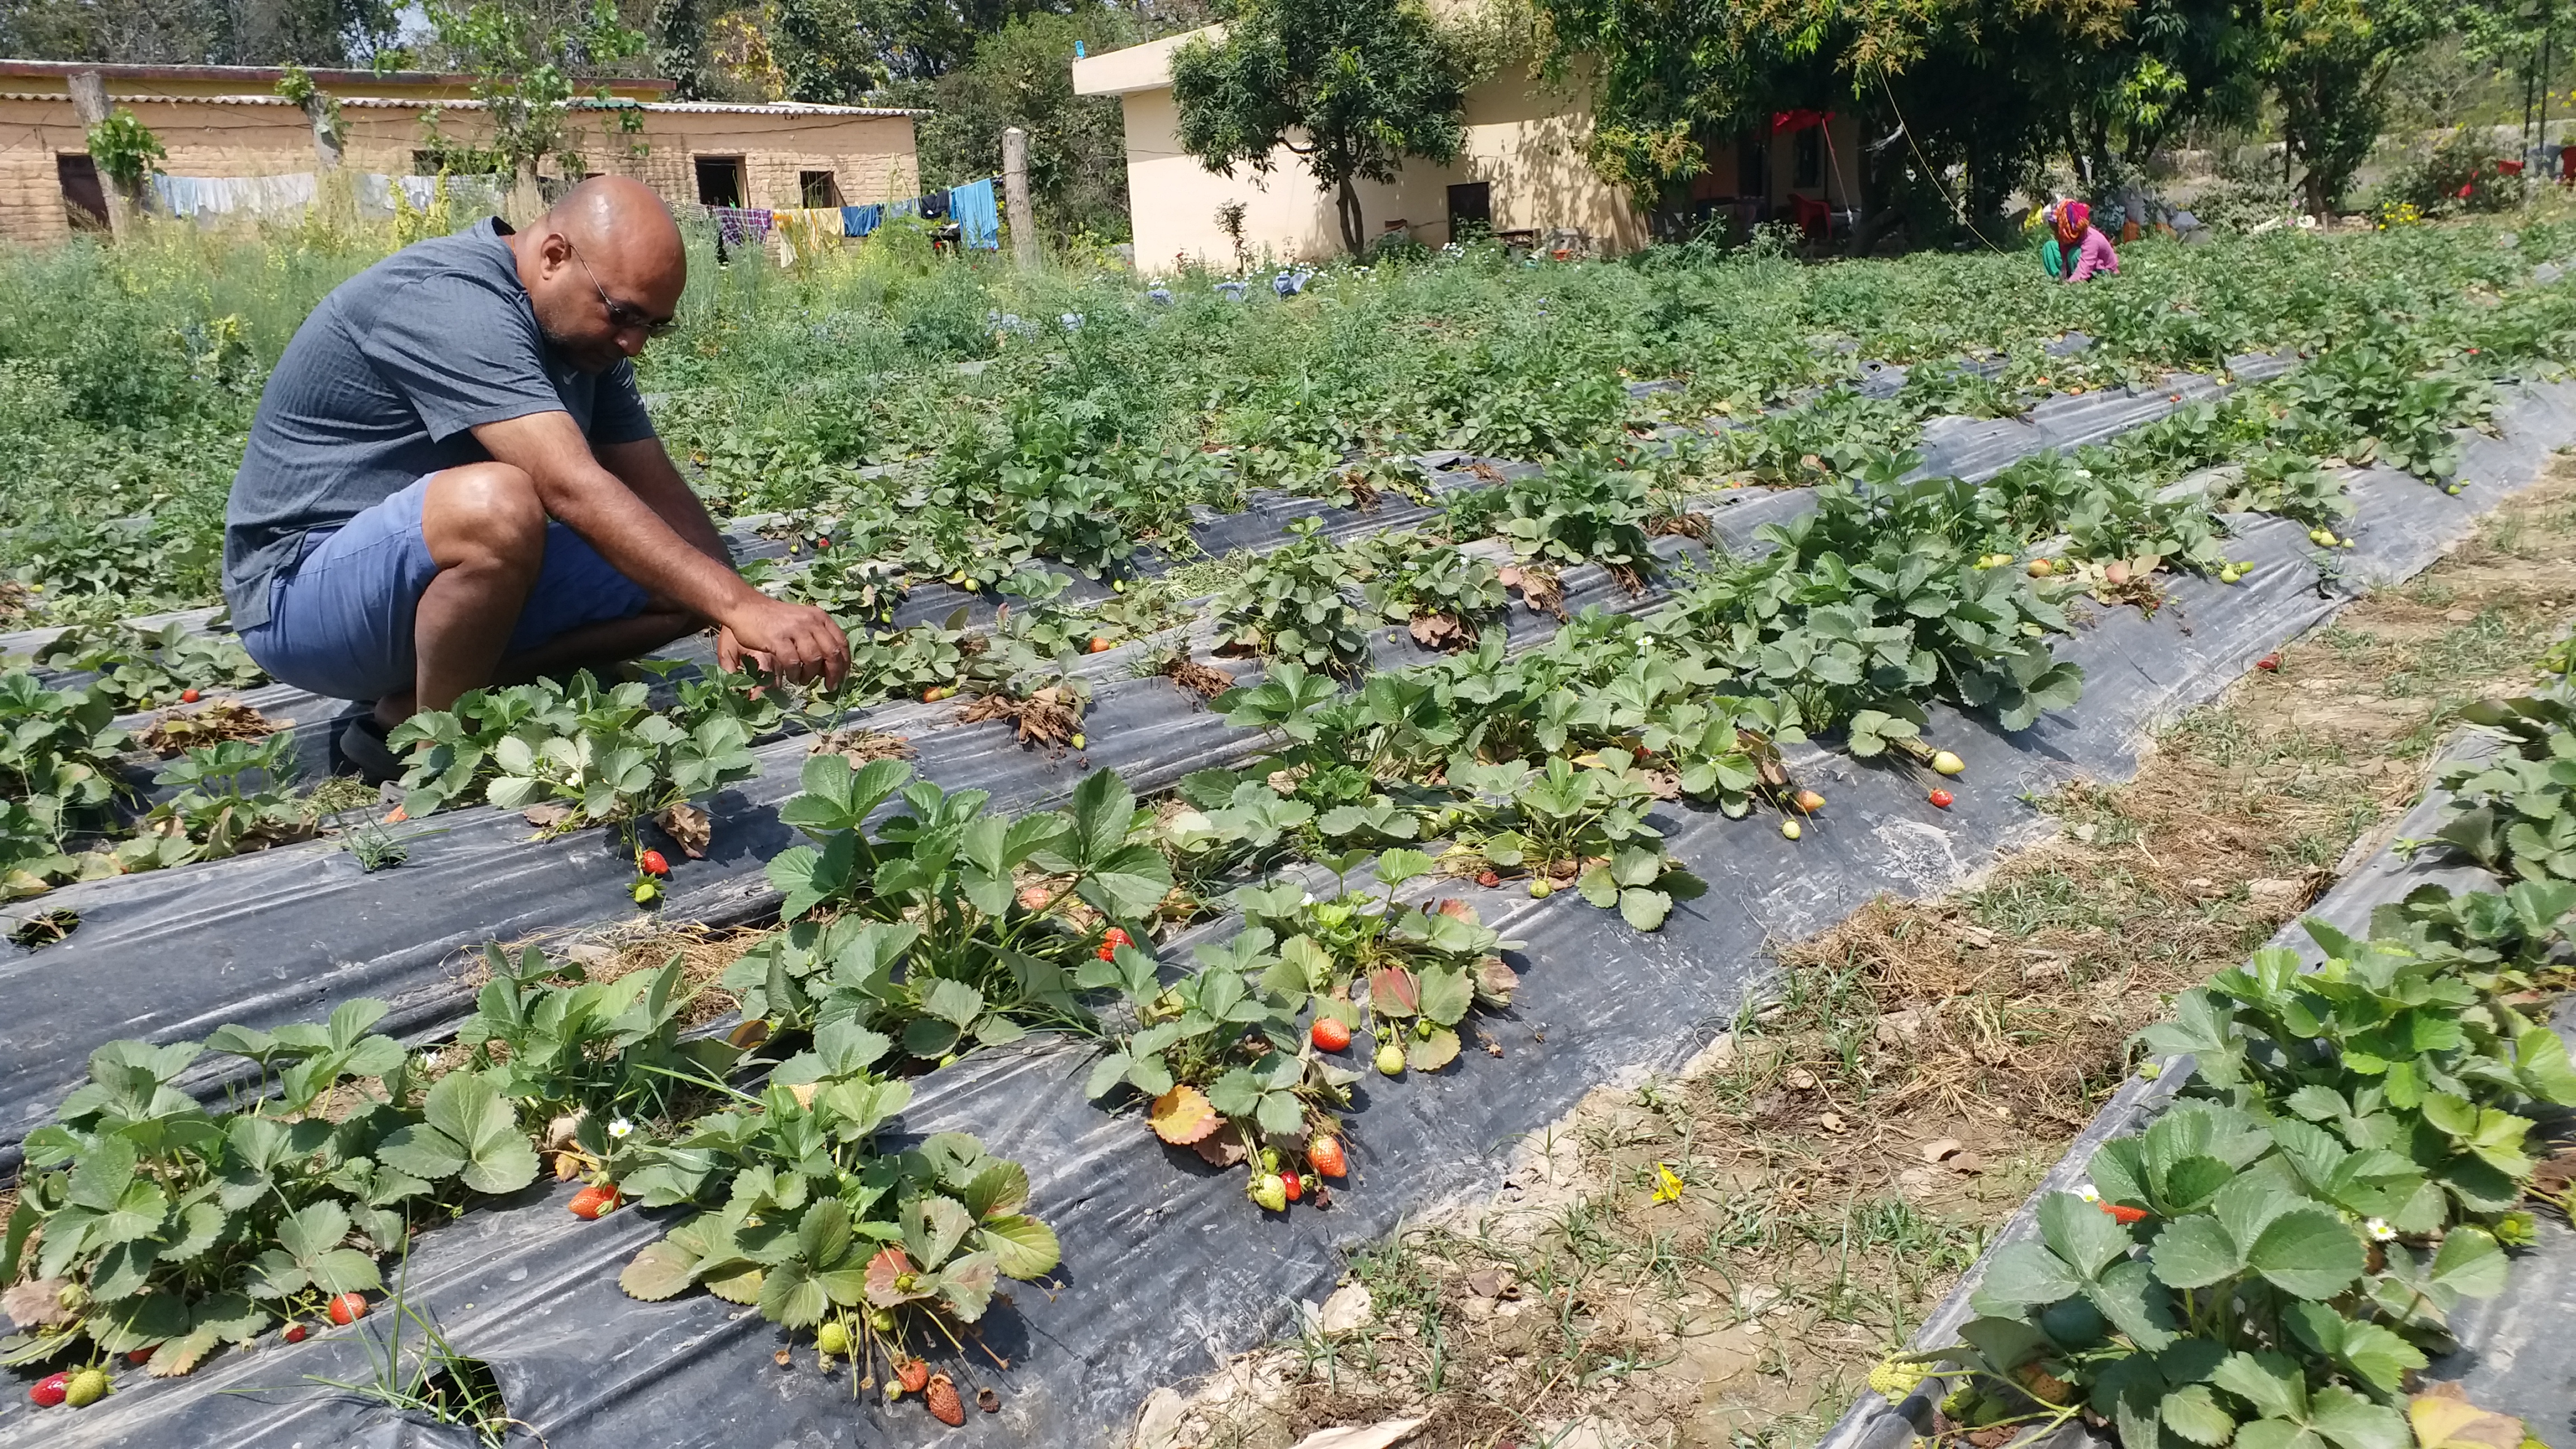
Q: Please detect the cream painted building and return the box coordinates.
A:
[0,59,923,246]
[1073,30,1864,266]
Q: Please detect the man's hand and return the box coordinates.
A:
[718,598,850,688]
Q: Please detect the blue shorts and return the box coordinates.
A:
[240,474,654,702]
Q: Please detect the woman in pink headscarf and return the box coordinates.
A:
[2054,200,2119,282]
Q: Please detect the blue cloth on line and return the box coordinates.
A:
[948,178,1000,249]
[841,203,882,237]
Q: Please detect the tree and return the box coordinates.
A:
[1169,0,1470,254]
[913,10,1138,237]
[774,0,889,102]
[423,0,653,184]
[2263,0,2449,215]
[0,0,398,65]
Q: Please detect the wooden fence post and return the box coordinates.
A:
[1002,126,1038,268]
[67,70,132,240]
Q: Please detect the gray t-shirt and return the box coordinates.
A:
[222,217,656,627]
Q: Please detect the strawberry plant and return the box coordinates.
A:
[1229,846,1524,1070]
[33,622,265,712]
[1356,533,1507,650]
[0,1004,437,1374]
[758,760,1171,1061]
[2426,693,2576,884]
[0,670,128,896]
[116,733,314,870]
[1214,516,1380,676]
[1471,451,1658,585]
[613,1020,1059,1380]
[1927,891,2575,1442]
[1076,930,1358,1198]
[390,670,761,845]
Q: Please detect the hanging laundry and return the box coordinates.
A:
[706,206,775,251]
[917,190,950,220]
[947,178,1000,249]
[841,203,883,237]
[149,172,320,221]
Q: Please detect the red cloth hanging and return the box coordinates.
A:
[1770,110,1831,135]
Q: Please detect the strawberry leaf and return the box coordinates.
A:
[1149,1083,1221,1144]
[976,1214,1061,1279]
[1407,1028,1462,1073]
[619,1238,702,1301]
[1368,967,1420,1017]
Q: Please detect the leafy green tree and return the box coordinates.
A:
[2263,0,2450,215]
[913,10,1138,238]
[424,0,653,183]
[0,0,399,65]
[1169,0,1470,254]
[774,0,890,102]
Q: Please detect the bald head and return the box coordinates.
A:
[512,175,688,374]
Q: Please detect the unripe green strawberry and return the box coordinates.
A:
[815,1321,851,1357]
[63,1367,109,1408]
[1376,1041,1405,1076]
[1529,878,1551,898]
[1249,1173,1289,1211]
[868,1309,896,1333]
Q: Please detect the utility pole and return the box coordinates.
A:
[67,69,131,240]
[1002,126,1038,268]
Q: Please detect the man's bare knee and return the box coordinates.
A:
[423,462,546,570]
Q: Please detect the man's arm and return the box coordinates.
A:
[469,410,848,685]
[594,434,777,676]
[594,434,732,568]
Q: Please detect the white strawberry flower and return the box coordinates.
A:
[2075,1182,2101,1202]
[415,1052,439,1075]
[608,1116,634,1141]
[2366,1218,2395,1242]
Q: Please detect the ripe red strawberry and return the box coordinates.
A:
[1475,869,1502,888]
[1928,789,1954,809]
[327,1292,368,1326]
[2256,654,2280,672]
[816,537,831,550]
[638,849,669,877]
[180,688,201,704]
[926,1372,966,1427]
[896,1358,931,1394]
[1307,1135,1348,1178]
[283,1323,308,1343]
[30,1371,68,1407]
[1310,1017,1352,1052]
[1097,925,1133,960]
[1089,637,1112,653]
[1281,1168,1303,1202]
[127,1344,155,1366]
[569,1183,622,1219]
[2098,1201,2149,1225]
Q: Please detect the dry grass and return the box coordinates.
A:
[482,920,770,1029]
[1130,466,2576,1449]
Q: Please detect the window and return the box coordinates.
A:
[1446,181,1493,240]
[799,170,843,209]
[694,156,745,208]
[1737,135,1771,202]
[56,154,108,231]
[1794,127,1823,190]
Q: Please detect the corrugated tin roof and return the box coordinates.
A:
[0,89,922,117]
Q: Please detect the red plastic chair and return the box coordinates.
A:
[1791,194,1831,243]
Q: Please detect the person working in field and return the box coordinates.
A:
[221,175,848,778]
[2048,199,2119,283]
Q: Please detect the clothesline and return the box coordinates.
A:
[704,177,1002,251]
[144,171,508,222]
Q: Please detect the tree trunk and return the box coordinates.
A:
[1336,177,1363,254]
[67,70,132,240]
[301,98,342,171]
[1002,126,1038,268]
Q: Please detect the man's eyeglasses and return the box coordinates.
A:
[566,239,678,337]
